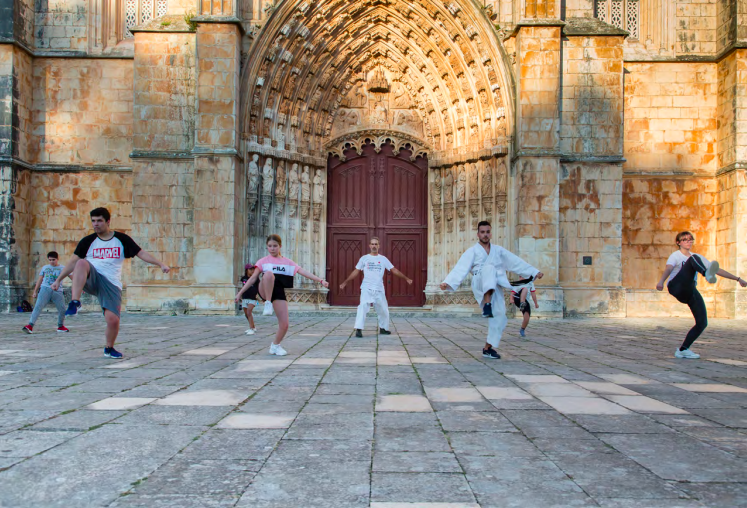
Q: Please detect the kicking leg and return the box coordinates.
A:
[70,259,91,301]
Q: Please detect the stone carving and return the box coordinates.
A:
[301,166,311,232]
[469,163,478,198]
[262,158,274,195]
[392,81,410,108]
[248,154,260,195]
[469,162,479,229]
[371,102,388,124]
[430,168,442,207]
[443,167,454,203]
[313,169,325,204]
[288,163,300,227]
[496,157,507,194]
[482,158,493,219]
[274,161,286,229]
[456,165,466,201]
[327,130,429,162]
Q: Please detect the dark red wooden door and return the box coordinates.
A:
[327,142,427,306]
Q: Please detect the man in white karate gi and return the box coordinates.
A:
[440,221,543,359]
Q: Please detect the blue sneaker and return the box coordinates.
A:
[65,300,81,316]
[482,302,494,318]
[104,347,123,359]
[520,328,526,338]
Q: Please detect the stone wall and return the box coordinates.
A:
[31,58,133,165]
[26,170,133,282]
[624,62,718,175]
[622,176,718,316]
[34,0,87,52]
[675,0,718,55]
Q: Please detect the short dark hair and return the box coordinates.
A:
[47,251,59,259]
[477,220,491,230]
[90,207,111,222]
[676,231,694,244]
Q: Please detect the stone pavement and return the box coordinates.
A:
[1,312,746,508]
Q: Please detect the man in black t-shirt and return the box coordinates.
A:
[52,207,170,359]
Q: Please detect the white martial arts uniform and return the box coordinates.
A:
[443,243,539,348]
[354,254,393,331]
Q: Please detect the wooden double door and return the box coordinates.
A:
[326,142,427,306]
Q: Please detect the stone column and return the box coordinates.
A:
[513,20,564,318]
[0,43,33,311]
[716,49,747,319]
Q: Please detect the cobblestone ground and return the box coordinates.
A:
[1,311,746,507]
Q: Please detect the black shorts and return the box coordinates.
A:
[513,296,531,316]
[259,282,287,302]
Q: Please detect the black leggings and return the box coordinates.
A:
[667,256,708,350]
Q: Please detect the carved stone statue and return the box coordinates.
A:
[248,154,260,193]
[262,158,274,194]
[456,165,466,201]
[496,157,507,194]
[443,167,454,203]
[482,160,493,197]
[289,163,300,200]
[301,166,311,202]
[275,161,286,197]
[372,103,388,124]
[469,163,478,198]
[430,170,442,206]
[313,169,325,203]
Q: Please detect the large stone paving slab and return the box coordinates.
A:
[1,313,747,506]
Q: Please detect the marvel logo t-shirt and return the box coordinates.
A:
[356,254,394,292]
[255,255,300,288]
[73,232,142,289]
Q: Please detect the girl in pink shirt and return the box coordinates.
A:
[236,234,329,356]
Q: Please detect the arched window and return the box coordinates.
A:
[595,0,639,40]
[125,0,168,37]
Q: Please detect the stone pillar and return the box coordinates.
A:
[513,21,564,317]
[0,43,33,312]
[716,49,747,319]
[558,19,627,317]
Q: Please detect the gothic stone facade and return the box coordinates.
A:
[1,0,746,318]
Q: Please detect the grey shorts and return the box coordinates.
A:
[83,263,122,317]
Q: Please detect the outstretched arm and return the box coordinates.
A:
[235,270,260,302]
[297,268,330,288]
[137,250,170,273]
[50,254,80,291]
[339,268,361,290]
[656,265,674,291]
[391,268,413,285]
[716,268,747,287]
[501,249,541,280]
[441,248,475,291]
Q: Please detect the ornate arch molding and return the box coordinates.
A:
[326,129,430,162]
[239,0,516,156]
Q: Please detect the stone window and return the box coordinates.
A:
[595,0,639,40]
[125,0,168,37]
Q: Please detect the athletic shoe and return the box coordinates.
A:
[379,328,391,335]
[519,301,529,313]
[23,324,33,334]
[482,302,493,318]
[104,347,123,359]
[270,343,287,356]
[482,347,501,359]
[245,328,255,335]
[355,329,363,338]
[57,326,69,333]
[519,328,526,338]
[675,348,700,359]
[263,301,274,316]
[65,300,81,316]
[705,260,719,284]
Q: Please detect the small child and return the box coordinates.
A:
[239,263,261,335]
[510,277,538,337]
[23,251,70,334]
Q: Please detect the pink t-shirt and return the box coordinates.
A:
[254,255,300,288]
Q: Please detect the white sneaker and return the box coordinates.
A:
[675,348,700,359]
[269,343,287,356]
[705,260,719,284]
[245,328,255,335]
[263,301,274,316]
